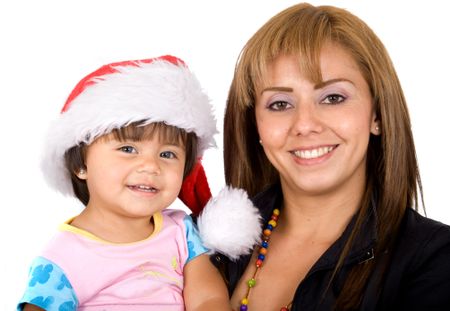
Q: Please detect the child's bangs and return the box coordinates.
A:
[110,121,188,146]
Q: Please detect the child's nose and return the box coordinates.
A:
[136,156,161,175]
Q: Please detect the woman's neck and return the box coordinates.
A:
[278,181,364,243]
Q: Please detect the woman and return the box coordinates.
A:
[219,3,450,310]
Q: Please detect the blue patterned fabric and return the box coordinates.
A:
[183,215,209,263]
[17,257,78,311]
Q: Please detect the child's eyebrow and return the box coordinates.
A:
[163,142,185,149]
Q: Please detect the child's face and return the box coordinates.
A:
[78,131,186,219]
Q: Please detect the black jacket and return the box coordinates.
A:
[212,184,450,310]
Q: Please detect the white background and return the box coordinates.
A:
[1,0,449,309]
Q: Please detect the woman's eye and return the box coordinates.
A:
[160,151,176,159]
[268,100,291,111]
[322,94,346,105]
[119,146,136,153]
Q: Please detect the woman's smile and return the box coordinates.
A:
[291,144,337,160]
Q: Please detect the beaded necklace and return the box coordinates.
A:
[239,208,292,311]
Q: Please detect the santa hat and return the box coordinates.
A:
[42,55,261,259]
[42,55,216,197]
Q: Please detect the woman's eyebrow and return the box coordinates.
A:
[314,78,354,90]
[260,79,354,94]
[260,86,293,95]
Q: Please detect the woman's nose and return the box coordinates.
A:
[291,103,323,136]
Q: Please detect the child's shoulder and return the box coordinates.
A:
[159,209,195,230]
[161,208,189,220]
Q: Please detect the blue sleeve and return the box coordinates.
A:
[17,256,78,311]
[183,215,209,263]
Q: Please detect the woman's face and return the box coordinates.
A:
[255,43,379,197]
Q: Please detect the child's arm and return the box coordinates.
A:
[183,253,231,311]
[23,304,45,311]
[17,257,78,311]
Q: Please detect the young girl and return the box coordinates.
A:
[17,55,260,311]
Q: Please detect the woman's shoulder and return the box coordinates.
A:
[380,208,450,308]
[397,208,450,268]
[402,208,450,242]
[251,183,283,219]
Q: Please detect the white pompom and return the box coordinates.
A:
[197,186,262,260]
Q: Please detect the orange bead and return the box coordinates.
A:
[259,247,267,255]
[263,229,272,236]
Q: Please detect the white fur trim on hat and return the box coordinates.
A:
[41,57,217,197]
[197,187,262,260]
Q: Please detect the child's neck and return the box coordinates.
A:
[70,208,156,243]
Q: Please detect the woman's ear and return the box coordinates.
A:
[371,120,381,136]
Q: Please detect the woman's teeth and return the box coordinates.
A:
[293,146,335,159]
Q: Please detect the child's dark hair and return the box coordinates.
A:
[64,121,198,206]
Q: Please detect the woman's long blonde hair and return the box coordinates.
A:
[224,3,422,309]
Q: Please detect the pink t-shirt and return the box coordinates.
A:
[18,209,208,311]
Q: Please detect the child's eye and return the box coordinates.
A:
[160,151,176,159]
[119,146,137,154]
[268,100,292,111]
[322,94,346,105]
